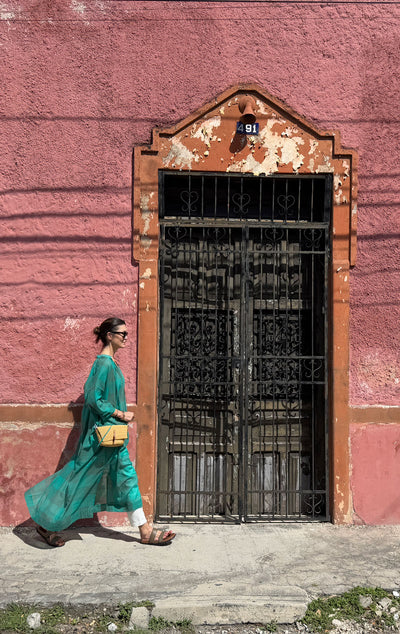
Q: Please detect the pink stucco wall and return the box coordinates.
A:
[351,423,400,524]
[2,421,137,527]
[1,1,399,406]
[1,1,400,525]
[1,1,399,405]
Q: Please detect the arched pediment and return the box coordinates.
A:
[134,83,357,266]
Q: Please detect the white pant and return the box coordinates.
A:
[127,507,147,527]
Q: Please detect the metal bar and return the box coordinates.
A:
[257,228,262,517]
[241,225,249,520]
[284,224,290,517]
[298,226,303,516]
[199,227,206,518]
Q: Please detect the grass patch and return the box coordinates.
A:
[146,616,193,632]
[262,621,278,632]
[0,603,67,633]
[115,601,155,625]
[148,616,172,630]
[0,604,30,632]
[302,586,400,632]
[173,618,193,632]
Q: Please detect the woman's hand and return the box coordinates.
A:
[113,409,134,422]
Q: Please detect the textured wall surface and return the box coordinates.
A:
[1,0,399,526]
[351,423,400,524]
[1,419,137,527]
[1,0,399,404]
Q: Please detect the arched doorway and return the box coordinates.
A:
[133,84,357,524]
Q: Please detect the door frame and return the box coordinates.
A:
[132,83,358,524]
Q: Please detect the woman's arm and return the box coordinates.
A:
[85,359,134,423]
[85,361,119,421]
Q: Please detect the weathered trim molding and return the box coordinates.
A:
[0,404,135,424]
[133,82,358,524]
[350,406,400,424]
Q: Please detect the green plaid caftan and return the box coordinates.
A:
[25,355,142,532]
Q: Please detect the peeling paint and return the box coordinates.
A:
[334,175,342,190]
[0,3,14,19]
[140,236,152,251]
[63,317,81,331]
[260,121,305,171]
[335,189,343,204]
[228,120,305,174]
[281,126,300,138]
[141,210,153,238]
[192,116,221,146]
[255,100,272,116]
[227,153,269,176]
[140,194,155,252]
[70,0,86,14]
[139,282,145,289]
[140,268,152,279]
[280,139,304,170]
[163,139,197,169]
[316,156,334,173]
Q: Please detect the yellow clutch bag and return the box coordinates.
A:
[95,424,128,447]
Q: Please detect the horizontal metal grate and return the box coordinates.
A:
[161,171,329,223]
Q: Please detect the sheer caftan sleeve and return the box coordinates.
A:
[84,357,122,424]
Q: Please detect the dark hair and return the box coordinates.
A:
[93,317,126,345]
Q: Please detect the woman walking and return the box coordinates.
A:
[25,317,175,547]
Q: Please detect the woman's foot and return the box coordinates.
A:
[139,522,175,546]
[36,525,65,547]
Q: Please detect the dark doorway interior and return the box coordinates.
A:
[157,172,331,522]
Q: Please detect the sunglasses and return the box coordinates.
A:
[111,330,128,340]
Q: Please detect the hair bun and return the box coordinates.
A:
[93,326,101,336]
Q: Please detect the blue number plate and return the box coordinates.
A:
[236,122,259,135]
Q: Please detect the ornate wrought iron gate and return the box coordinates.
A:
[157,171,331,522]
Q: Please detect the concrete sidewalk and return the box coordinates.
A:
[1,524,400,625]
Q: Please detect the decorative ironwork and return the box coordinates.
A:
[277,194,296,216]
[161,172,330,223]
[157,172,330,523]
[180,190,199,215]
[302,228,324,249]
[172,309,233,400]
[207,227,232,256]
[232,192,251,215]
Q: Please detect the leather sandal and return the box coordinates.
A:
[36,525,65,547]
[140,528,175,546]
